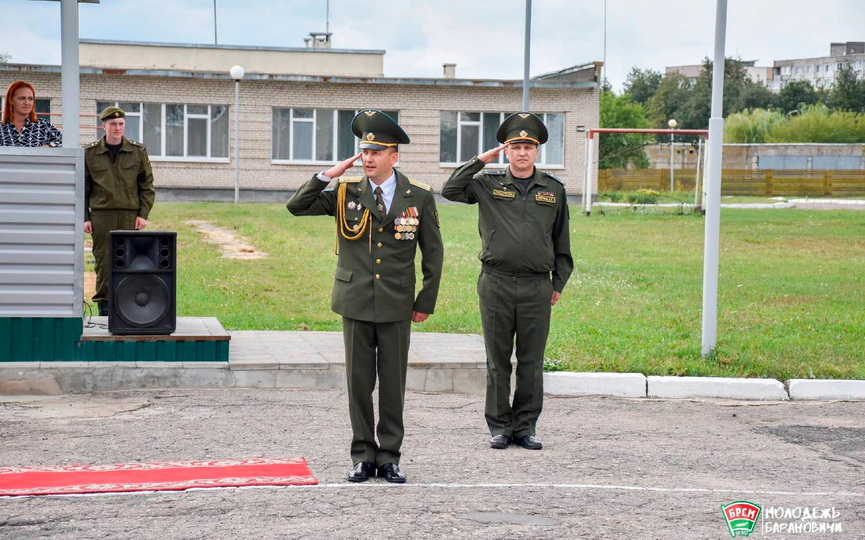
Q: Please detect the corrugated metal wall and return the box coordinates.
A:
[0,148,84,317]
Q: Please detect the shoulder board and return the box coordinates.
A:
[486,170,506,176]
[543,172,565,185]
[408,178,431,191]
[84,140,100,148]
[129,140,145,148]
[339,176,363,184]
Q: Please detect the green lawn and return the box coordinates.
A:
[149,202,865,380]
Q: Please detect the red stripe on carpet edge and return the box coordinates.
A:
[0,459,318,496]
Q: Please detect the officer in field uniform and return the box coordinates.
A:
[442,112,573,451]
[287,110,444,483]
[84,106,156,316]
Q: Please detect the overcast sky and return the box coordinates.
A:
[2,0,863,92]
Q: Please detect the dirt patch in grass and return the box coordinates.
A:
[185,220,268,260]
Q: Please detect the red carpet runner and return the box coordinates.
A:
[0,458,317,496]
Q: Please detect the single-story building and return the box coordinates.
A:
[1,39,600,199]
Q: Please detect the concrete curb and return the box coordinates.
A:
[787,379,865,400]
[544,372,645,397]
[646,376,789,400]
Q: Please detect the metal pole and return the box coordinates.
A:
[694,138,703,208]
[584,135,594,215]
[603,0,607,87]
[701,0,728,357]
[233,79,240,204]
[669,132,675,192]
[213,0,218,44]
[60,0,79,148]
[522,0,532,111]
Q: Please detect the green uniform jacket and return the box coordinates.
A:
[287,169,444,323]
[84,137,156,221]
[442,156,573,292]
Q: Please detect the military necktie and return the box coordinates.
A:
[375,186,385,213]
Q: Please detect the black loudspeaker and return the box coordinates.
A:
[108,231,177,335]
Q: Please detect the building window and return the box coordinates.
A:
[439,111,565,167]
[95,101,229,159]
[271,108,400,163]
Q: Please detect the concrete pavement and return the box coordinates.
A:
[0,388,862,539]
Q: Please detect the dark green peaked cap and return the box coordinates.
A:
[496,112,548,145]
[351,109,410,150]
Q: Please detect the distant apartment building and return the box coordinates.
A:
[770,41,865,91]
[666,60,773,85]
[0,39,601,198]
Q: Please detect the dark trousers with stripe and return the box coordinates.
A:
[342,317,411,466]
[477,268,552,439]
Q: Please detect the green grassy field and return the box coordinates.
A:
[147,202,865,380]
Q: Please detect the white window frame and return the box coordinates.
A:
[438,111,566,169]
[271,108,400,165]
[96,101,229,163]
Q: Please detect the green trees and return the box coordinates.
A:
[646,73,693,128]
[623,68,662,105]
[646,58,776,129]
[724,105,865,143]
[828,62,865,112]
[723,109,785,143]
[598,91,653,169]
[767,104,865,143]
[776,80,821,113]
[607,57,865,143]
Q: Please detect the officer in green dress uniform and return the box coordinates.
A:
[84,106,156,316]
[287,110,444,483]
[442,112,573,451]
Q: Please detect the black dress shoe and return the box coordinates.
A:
[514,435,543,450]
[377,463,406,484]
[489,434,512,449]
[347,462,376,482]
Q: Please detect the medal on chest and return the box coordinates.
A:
[394,206,419,240]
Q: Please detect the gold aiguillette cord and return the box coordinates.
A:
[335,182,372,254]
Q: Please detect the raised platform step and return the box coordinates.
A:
[0,328,487,395]
[77,317,230,363]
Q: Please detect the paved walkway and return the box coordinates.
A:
[2,328,864,400]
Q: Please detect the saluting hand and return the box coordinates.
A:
[323,152,362,181]
[478,143,508,164]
